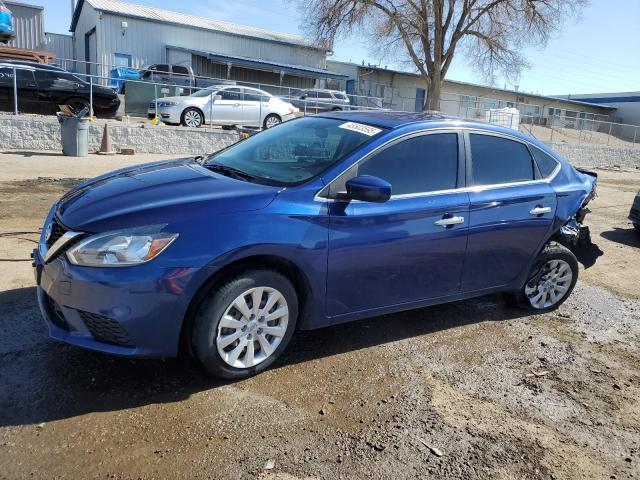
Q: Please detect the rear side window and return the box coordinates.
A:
[469,134,534,186]
[357,133,459,195]
[530,147,559,178]
[172,66,190,75]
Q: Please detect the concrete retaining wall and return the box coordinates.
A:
[549,143,640,170]
[0,114,240,155]
[1,114,639,170]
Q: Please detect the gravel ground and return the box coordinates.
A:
[0,152,639,480]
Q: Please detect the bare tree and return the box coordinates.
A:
[300,0,586,110]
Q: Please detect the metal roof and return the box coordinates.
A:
[5,1,44,10]
[168,46,347,80]
[71,0,318,49]
[328,60,617,111]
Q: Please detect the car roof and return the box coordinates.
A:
[0,60,65,72]
[317,110,527,134]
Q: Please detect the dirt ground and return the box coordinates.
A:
[0,150,639,480]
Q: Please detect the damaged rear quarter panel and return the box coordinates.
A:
[549,156,597,232]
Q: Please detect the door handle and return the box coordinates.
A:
[233,103,240,107]
[434,216,465,227]
[530,206,551,216]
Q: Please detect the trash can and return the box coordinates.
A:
[57,114,89,157]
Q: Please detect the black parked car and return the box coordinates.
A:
[630,191,640,233]
[0,61,120,116]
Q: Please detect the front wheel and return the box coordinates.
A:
[181,108,203,128]
[507,242,579,312]
[263,114,281,129]
[191,270,298,379]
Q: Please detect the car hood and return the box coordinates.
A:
[56,158,281,232]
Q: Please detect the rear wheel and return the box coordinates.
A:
[507,242,579,312]
[181,108,203,128]
[191,270,298,379]
[263,114,281,129]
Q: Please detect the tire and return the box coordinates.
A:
[263,114,281,129]
[331,107,342,111]
[191,269,298,379]
[507,241,579,313]
[64,97,90,116]
[634,223,640,233]
[181,108,203,128]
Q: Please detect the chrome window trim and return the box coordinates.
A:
[314,126,561,203]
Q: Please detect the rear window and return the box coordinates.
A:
[172,66,190,75]
[469,134,534,186]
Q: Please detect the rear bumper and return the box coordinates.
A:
[33,247,216,358]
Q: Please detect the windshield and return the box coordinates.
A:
[205,116,385,186]
[191,89,214,98]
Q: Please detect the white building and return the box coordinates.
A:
[327,60,614,120]
[69,0,345,89]
[558,92,640,127]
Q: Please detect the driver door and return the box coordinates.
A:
[326,131,470,317]
[211,87,244,125]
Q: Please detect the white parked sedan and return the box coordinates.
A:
[148,85,299,128]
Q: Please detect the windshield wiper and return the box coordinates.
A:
[204,163,257,182]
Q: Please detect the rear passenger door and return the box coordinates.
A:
[461,132,557,292]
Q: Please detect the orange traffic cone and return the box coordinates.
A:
[98,123,117,155]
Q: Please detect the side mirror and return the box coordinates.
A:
[300,95,306,100]
[213,94,222,101]
[345,175,392,203]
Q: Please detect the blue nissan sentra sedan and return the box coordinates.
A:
[34,112,597,378]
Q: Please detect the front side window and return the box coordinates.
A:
[469,134,534,186]
[317,91,332,99]
[219,87,243,101]
[205,117,384,186]
[356,133,459,196]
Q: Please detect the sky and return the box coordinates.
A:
[37,0,640,95]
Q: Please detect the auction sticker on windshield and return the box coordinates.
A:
[338,122,382,136]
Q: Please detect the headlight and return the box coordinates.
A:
[158,101,178,107]
[66,226,178,267]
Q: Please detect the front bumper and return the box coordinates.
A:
[33,246,213,358]
[148,105,182,124]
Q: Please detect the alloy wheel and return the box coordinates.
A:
[216,286,289,368]
[264,115,281,128]
[524,259,573,309]
[184,110,202,128]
